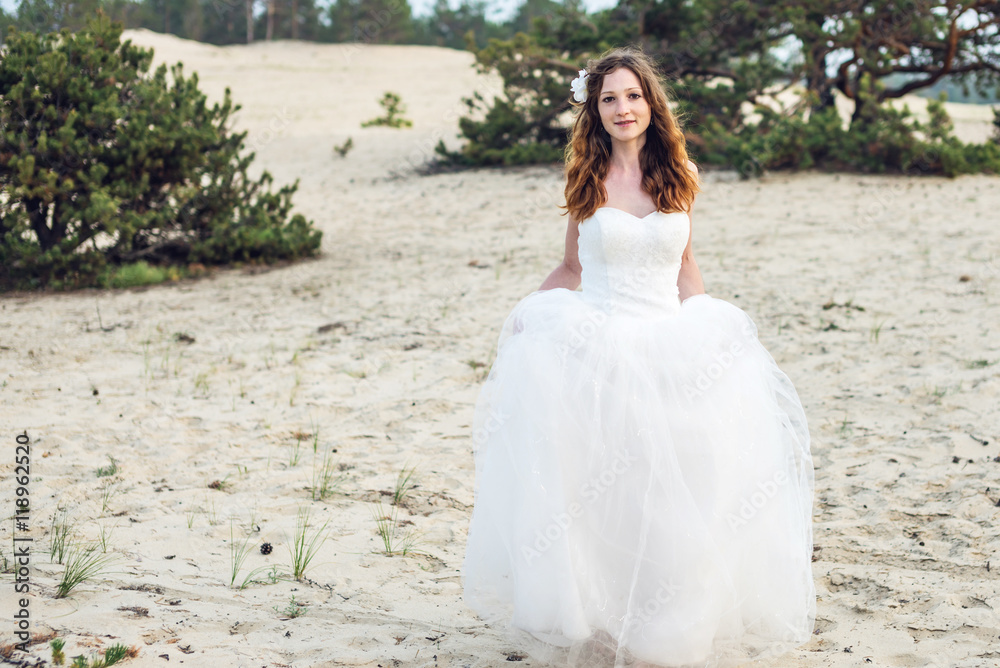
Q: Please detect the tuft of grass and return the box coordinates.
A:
[288,435,304,467]
[194,371,210,396]
[965,359,995,369]
[311,447,347,501]
[95,455,119,478]
[100,479,122,514]
[228,519,276,589]
[288,506,330,580]
[392,464,418,506]
[206,498,220,526]
[837,412,853,437]
[333,137,353,157]
[56,543,118,598]
[49,509,76,564]
[289,370,302,406]
[103,260,176,289]
[372,501,422,557]
[869,318,887,343]
[96,520,118,553]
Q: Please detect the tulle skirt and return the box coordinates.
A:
[462,289,816,667]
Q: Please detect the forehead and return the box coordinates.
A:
[601,67,641,92]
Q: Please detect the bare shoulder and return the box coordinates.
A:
[685,159,698,175]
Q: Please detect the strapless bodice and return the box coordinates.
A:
[577,207,690,318]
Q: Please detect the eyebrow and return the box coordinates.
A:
[600,87,642,95]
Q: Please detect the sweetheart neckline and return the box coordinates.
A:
[596,206,690,221]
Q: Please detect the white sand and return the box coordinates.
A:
[1,28,999,667]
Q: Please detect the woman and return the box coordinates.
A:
[462,46,816,668]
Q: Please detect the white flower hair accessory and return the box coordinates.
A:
[570,69,588,102]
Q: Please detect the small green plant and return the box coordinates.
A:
[50,638,65,665]
[194,371,210,396]
[289,370,302,406]
[361,92,413,128]
[208,474,232,492]
[965,359,995,369]
[334,137,354,157]
[372,501,422,557]
[229,519,274,589]
[289,435,304,467]
[870,318,886,343]
[101,643,133,666]
[95,455,119,478]
[100,479,122,514]
[56,543,118,598]
[206,498,220,526]
[49,509,76,564]
[311,447,346,501]
[65,642,135,667]
[288,506,330,580]
[392,464,418,506]
[185,506,200,529]
[105,261,171,289]
[274,594,309,618]
[837,412,853,437]
[96,520,118,553]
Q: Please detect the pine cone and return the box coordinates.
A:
[260,542,273,555]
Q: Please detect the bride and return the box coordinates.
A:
[462,46,816,668]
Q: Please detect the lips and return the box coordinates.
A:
[616,121,634,126]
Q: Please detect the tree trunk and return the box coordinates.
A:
[26,197,53,251]
[291,0,299,39]
[266,0,275,41]
[246,0,254,43]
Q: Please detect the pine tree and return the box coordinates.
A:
[0,11,321,290]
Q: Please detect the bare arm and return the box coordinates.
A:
[677,160,706,302]
[539,212,582,291]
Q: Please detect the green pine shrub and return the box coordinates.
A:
[692,80,1000,178]
[0,12,322,291]
[361,92,413,128]
[433,32,581,168]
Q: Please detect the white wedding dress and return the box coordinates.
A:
[462,206,816,667]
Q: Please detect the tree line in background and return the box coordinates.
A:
[0,0,547,50]
[4,0,998,178]
[431,0,1000,175]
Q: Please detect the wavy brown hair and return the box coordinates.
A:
[561,46,699,223]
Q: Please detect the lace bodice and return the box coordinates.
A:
[577,207,690,319]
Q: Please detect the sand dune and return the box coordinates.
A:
[1,28,999,668]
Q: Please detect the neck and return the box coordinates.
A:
[609,133,645,174]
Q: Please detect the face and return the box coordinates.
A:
[597,67,651,142]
